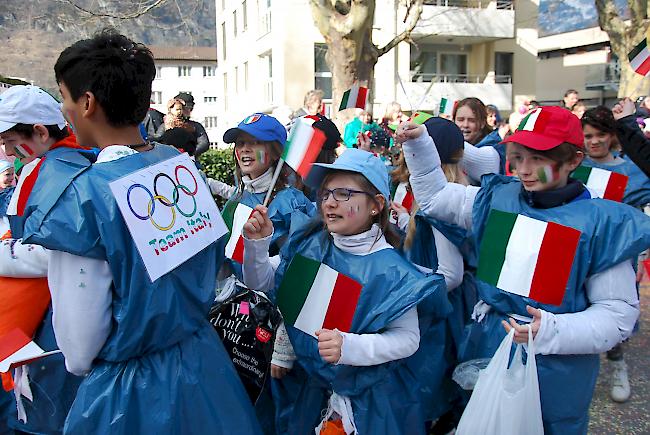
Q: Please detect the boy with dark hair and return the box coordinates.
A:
[16,28,260,433]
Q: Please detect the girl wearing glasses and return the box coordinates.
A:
[397,106,650,434]
[241,149,450,434]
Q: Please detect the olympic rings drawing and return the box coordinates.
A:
[126,164,199,230]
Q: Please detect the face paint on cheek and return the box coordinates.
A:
[346,204,360,218]
[14,144,35,159]
[537,164,559,184]
[255,149,267,166]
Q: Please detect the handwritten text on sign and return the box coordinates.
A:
[109,153,228,281]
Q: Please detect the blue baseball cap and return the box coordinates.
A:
[306,148,390,200]
[223,113,287,145]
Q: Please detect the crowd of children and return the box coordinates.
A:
[0,29,649,435]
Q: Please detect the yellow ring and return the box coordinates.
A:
[148,195,176,231]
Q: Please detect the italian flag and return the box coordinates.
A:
[409,111,433,125]
[276,255,362,337]
[572,166,628,202]
[222,201,254,264]
[477,210,581,306]
[391,182,414,212]
[339,84,368,111]
[518,108,551,133]
[628,37,650,76]
[439,98,457,117]
[282,117,326,178]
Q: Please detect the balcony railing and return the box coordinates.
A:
[585,60,620,91]
[423,0,514,9]
[410,73,512,84]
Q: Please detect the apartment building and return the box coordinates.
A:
[215,0,536,145]
[149,46,220,148]
[536,26,619,107]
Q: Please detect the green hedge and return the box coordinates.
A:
[199,148,236,206]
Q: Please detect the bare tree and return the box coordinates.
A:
[595,0,650,97]
[310,0,425,115]
[59,0,170,20]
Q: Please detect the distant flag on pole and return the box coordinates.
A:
[438,98,457,117]
[628,35,650,76]
[282,117,326,178]
[339,84,368,111]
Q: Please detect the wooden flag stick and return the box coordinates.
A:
[263,158,285,207]
[629,74,648,99]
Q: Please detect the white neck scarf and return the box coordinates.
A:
[242,166,275,194]
[331,223,392,256]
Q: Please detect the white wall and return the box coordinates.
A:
[151,60,220,146]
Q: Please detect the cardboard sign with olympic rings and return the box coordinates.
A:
[109,153,228,281]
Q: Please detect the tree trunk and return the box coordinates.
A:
[326,29,379,122]
[595,0,650,98]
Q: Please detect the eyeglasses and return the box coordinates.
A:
[318,188,374,202]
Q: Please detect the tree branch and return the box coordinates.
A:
[628,0,648,27]
[595,0,627,53]
[377,0,424,56]
[60,0,170,20]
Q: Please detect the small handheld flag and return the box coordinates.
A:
[408,112,433,125]
[438,98,457,117]
[222,201,254,263]
[628,36,650,76]
[339,84,368,111]
[282,117,326,178]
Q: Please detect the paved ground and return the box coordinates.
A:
[588,282,650,434]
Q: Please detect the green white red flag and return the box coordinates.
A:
[222,201,254,264]
[282,117,326,178]
[339,84,368,111]
[438,98,457,117]
[276,255,362,337]
[572,166,628,202]
[628,37,650,76]
[477,210,581,306]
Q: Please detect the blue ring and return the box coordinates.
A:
[127,184,154,220]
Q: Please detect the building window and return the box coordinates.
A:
[204,116,218,128]
[155,66,162,79]
[259,52,273,103]
[221,22,227,60]
[314,43,332,99]
[235,66,239,92]
[233,10,238,36]
[203,66,216,77]
[223,72,228,110]
[440,53,467,77]
[242,0,248,31]
[204,96,218,103]
[243,61,249,91]
[410,47,467,82]
[151,91,162,104]
[410,49,437,82]
[495,52,514,83]
[258,0,272,35]
[178,65,192,77]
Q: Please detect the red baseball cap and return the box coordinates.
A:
[501,106,584,150]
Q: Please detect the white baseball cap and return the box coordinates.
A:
[0,85,67,134]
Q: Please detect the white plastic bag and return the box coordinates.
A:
[456,326,544,435]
